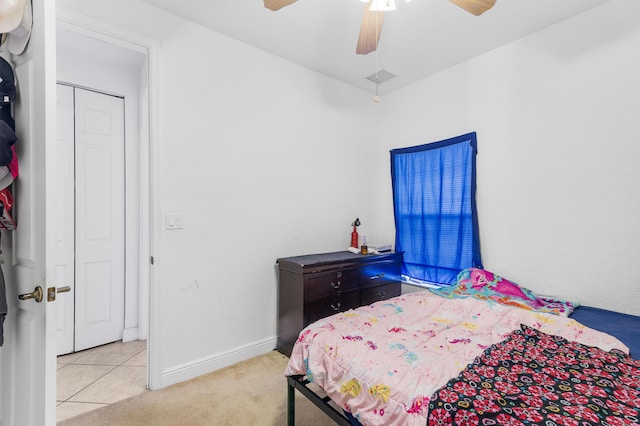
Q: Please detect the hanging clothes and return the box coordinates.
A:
[0,257,5,347]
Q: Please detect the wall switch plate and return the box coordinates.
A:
[166,214,184,230]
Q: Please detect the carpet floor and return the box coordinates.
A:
[58,350,337,426]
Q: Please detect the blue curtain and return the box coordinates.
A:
[390,132,482,285]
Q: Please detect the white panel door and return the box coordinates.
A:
[0,0,58,424]
[55,84,75,355]
[73,88,125,352]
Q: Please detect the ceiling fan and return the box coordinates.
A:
[263,0,496,55]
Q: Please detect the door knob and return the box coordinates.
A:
[18,286,44,303]
[47,286,71,302]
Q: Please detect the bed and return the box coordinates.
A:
[284,268,640,426]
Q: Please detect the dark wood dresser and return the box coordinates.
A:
[276,251,403,356]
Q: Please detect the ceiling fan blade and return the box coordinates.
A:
[263,0,299,12]
[449,0,496,16]
[356,2,384,55]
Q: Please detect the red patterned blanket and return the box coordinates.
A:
[427,325,640,426]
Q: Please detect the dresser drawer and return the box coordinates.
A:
[361,282,401,306]
[359,261,401,289]
[306,291,361,324]
[305,269,359,301]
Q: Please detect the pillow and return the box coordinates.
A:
[430,268,577,316]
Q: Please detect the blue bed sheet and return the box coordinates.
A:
[569,306,640,360]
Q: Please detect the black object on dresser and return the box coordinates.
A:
[276,251,403,356]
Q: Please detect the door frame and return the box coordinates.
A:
[56,10,162,389]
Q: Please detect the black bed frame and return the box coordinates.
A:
[287,374,353,426]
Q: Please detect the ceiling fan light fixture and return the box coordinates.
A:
[370,0,397,12]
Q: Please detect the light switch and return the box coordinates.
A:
[166,214,184,230]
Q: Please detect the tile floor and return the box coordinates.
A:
[56,340,147,423]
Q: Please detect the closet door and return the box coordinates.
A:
[74,88,125,351]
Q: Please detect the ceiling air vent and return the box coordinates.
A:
[366,69,396,84]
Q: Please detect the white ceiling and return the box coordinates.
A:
[138,0,611,96]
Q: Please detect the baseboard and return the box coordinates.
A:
[122,327,139,343]
[159,335,277,388]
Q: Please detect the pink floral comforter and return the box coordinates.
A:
[284,291,628,426]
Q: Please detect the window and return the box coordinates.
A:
[390,132,482,286]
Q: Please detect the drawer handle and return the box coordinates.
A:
[331,281,341,289]
[331,302,341,311]
[369,273,384,280]
[377,291,386,298]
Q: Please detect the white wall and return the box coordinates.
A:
[376,0,640,316]
[57,0,381,388]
